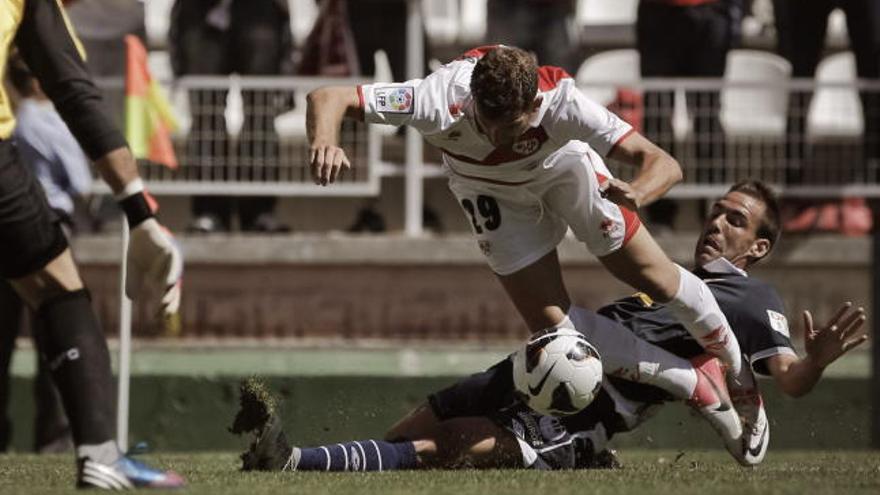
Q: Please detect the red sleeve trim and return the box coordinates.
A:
[620,207,641,247]
[607,128,636,157]
[458,45,500,60]
[537,66,572,91]
[356,85,365,109]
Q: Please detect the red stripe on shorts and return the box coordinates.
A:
[595,172,641,247]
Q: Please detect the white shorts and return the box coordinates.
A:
[447,141,641,275]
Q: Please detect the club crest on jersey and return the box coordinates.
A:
[599,219,619,239]
[512,137,539,155]
[767,310,789,338]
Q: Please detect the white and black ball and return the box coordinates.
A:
[512,327,603,416]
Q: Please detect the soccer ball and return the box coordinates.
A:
[512,327,603,416]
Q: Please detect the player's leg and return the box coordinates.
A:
[0,143,182,489]
[387,364,526,469]
[387,403,546,469]
[543,143,742,376]
[386,402,443,441]
[0,282,21,452]
[447,172,573,332]
[9,252,184,488]
[407,416,524,469]
[10,253,114,459]
[244,407,521,471]
[524,305,743,461]
[496,255,734,411]
[495,249,570,330]
[597,227,743,376]
[727,358,769,466]
[235,381,421,472]
[389,358,516,443]
[567,305,697,400]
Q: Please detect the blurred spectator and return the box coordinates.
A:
[8,62,93,229]
[0,57,90,454]
[636,0,744,230]
[343,0,427,81]
[773,0,877,236]
[339,0,442,233]
[486,0,578,73]
[773,0,879,176]
[347,201,386,233]
[66,0,146,128]
[169,0,293,233]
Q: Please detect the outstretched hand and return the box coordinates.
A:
[310,144,351,186]
[599,178,643,211]
[803,302,868,370]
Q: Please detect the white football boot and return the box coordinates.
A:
[731,386,770,466]
[686,355,744,464]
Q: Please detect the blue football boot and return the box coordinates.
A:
[77,455,185,490]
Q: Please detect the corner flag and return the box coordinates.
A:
[124,35,178,169]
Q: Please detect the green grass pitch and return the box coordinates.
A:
[0,450,878,494]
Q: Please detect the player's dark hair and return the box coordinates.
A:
[728,180,781,252]
[470,46,538,120]
[7,55,36,97]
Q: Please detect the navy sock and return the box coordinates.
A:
[293,440,417,471]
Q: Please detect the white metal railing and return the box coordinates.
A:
[92,75,880,218]
[92,75,382,197]
[576,78,880,198]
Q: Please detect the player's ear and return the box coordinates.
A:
[749,238,771,261]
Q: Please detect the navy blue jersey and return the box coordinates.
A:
[599,258,796,376]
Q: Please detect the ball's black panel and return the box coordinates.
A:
[549,382,578,414]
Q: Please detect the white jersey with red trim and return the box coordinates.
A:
[358,47,639,275]
[357,46,634,184]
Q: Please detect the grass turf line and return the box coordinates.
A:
[0,451,878,494]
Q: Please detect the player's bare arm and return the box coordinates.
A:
[767,302,868,397]
[93,147,140,194]
[15,0,182,319]
[306,86,363,186]
[605,132,683,210]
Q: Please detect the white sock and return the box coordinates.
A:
[665,265,743,375]
[568,306,698,400]
[77,440,122,465]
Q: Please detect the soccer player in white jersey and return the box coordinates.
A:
[307,45,749,436]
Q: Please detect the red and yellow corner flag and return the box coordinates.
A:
[124,35,178,169]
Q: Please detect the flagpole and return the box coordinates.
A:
[118,34,180,452]
[116,217,132,452]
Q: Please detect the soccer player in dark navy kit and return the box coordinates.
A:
[0,0,184,489]
[238,180,866,472]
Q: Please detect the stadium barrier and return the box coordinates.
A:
[92,76,880,205]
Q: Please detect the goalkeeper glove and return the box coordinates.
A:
[117,179,182,317]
